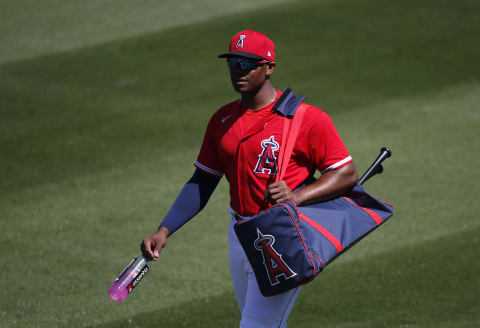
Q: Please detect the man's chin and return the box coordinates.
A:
[232,83,250,93]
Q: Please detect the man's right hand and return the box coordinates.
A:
[141,226,170,261]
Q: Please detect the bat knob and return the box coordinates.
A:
[380,147,392,158]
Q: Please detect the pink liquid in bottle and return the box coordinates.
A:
[108,255,150,302]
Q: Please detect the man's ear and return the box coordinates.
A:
[266,62,276,75]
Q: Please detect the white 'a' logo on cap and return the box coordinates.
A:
[236,35,246,48]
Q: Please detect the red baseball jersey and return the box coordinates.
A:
[195,90,352,216]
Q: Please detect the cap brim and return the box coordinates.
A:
[218,51,266,60]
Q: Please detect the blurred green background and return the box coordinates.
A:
[1,0,479,327]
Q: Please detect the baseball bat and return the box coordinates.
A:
[358,147,392,185]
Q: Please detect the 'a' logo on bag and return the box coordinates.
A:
[254,229,297,286]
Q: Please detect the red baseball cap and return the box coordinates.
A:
[218,30,275,62]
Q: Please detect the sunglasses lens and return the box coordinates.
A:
[227,58,259,71]
[227,58,237,70]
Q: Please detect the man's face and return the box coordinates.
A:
[227,57,275,93]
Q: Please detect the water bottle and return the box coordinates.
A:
[108,254,151,302]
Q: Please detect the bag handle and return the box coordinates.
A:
[275,103,307,182]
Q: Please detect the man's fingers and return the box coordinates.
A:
[268,186,283,195]
[264,181,292,204]
[275,196,288,203]
[270,192,284,201]
[153,242,162,259]
[267,182,288,194]
[141,239,154,260]
[152,236,168,260]
[265,186,282,198]
[272,195,289,204]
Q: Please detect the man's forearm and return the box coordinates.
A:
[160,169,221,234]
[294,162,358,205]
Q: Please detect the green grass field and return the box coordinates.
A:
[1,0,479,327]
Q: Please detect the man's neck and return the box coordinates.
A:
[240,82,277,111]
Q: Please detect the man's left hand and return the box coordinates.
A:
[263,180,298,205]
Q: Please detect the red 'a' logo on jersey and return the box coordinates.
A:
[254,229,297,286]
[254,136,279,175]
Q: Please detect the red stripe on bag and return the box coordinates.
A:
[382,200,394,207]
[298,213,343,252]
[343,197,383,225]
[311,251,325,268]
[280,205,317,277]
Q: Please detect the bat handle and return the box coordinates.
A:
[358,147,392,185]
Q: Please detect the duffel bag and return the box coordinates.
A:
[233,182,394,297]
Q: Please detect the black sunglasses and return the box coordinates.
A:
[227,57,267,72]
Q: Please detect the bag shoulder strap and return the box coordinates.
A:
[275,102,307,182]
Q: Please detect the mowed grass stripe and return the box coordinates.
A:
[331,82,480,261]
[1,82,478,327]
[2,81,478,252]
[1,0,479,195]
[1,0,479,326]
[0,0,297,65]
[90,225,480,328]
[0,148,232,325]
[292,225,480,328]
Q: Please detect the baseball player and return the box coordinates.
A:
[141,30,358,327]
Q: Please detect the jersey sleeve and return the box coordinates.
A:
[305,108,352,173]
[194,115,224,177]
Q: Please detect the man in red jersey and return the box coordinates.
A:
[142,30,358,327]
